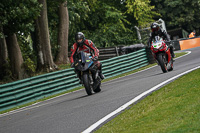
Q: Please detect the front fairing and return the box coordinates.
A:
[74,51,94,71]
[151,40,168,53]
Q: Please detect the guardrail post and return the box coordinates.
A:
[115,47,119,56]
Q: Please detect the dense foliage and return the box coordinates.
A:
[67,0,158,47]
[2,0,199,81]
[0,0,41,37]
[151,0,200,34]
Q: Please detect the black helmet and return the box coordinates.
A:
[75,32,85,46]
[151,22,160,34]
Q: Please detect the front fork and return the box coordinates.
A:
[153,52,168,66]
[89,71,93,84]
[166,48,172,63]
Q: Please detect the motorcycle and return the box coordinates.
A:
[74,51,101,95]
[151,36,173,73]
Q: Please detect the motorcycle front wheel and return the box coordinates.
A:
[157,53,167,73]
[83,71,92,95]
[168,59,174,71]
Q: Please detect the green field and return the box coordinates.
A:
[96,67,200,133]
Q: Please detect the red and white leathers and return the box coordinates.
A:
[70,39,101,69]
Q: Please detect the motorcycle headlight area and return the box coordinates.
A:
[159,45,164,50]
[153,43,161,51]
[153,47,159,51]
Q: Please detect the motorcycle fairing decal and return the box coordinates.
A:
[88,61,93,68]
[71,45,74,50]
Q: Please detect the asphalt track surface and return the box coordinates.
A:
[0,47,200,133]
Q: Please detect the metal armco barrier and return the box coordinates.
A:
[101,48,148,78]
[0,48,148,112]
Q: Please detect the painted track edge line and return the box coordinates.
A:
[82,65,200,133]
[0,89,83,117]
[0,51,191,117]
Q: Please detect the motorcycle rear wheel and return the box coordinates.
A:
[157,53,167,73]
[93,83,101,93]
[83,72,92,95]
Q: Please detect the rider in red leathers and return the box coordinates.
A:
[70,32,104,84]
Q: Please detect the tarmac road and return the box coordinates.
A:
[0,47,200,133]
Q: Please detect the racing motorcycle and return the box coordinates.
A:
[74,51,101,95]
[151,36,173,73]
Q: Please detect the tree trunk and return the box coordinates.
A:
[36,0,57,72]
[31,28,44,71]
[0,36,8,79]
[55,1,70,64]
[6,34,25,79]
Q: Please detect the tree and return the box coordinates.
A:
[151,0,200,33]
[5,34,25,79]
[0,32,8,80]
[67,0,139,47]
[35,0,57,72]
[125,0,160,27]
[0,0,41,79]
[67,0,91,47]
[55,1,70,64]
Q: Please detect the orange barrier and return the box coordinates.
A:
[179,37,200,50]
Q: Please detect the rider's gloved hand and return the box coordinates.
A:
[93,56,98,61]
[71,62,75,68]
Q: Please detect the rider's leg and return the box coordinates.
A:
[94,61,105,79]
[169,44,175,58]
[98,62,105,79]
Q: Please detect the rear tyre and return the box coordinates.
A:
[157,53,167,73]
[83,72,92,95]
[93,83,101,93]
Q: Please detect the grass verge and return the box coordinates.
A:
[0,52,187,114]
[95,61,200,133]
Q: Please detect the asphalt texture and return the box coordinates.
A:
[0,47,200,133]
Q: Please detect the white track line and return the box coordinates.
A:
[82,65,200,133]
[0,51,191,117]
[0,89,82,117]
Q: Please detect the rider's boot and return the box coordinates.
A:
[171,49,175,62]
[98,63,105,80]
[99,71,105,80]
[171,51,175,58]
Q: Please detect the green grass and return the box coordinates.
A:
[95,64,200,133]
[0,52,187,114]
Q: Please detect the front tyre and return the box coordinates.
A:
[168,59,174,71]
[83,72,92,95]
[157,53,167,73]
